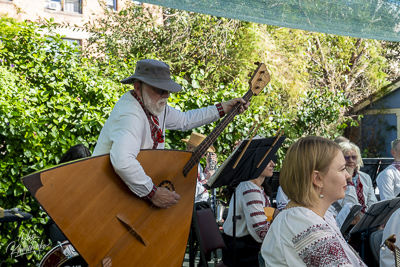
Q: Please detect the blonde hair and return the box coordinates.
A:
[339,142,363,169]
[280,136,341,207]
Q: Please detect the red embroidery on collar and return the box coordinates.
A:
[392,161,400,172]
[130,90,164,148]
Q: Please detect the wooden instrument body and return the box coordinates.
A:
[22,149,197,266]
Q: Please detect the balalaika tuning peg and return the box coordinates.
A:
[254,62,260,65]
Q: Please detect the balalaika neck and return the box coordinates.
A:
[183,88,254,177]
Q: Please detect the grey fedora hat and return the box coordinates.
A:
[120,59,181,92]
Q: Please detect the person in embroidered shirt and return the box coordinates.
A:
[92,59,249,209]
[377,138,400,200]
[221,160,277,267]
[338,142,377,213]
[261,136,367,267]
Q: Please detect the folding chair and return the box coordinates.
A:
[369,229,383,264]
[193,208,226,267]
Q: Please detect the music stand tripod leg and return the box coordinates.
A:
[360,229,370,261]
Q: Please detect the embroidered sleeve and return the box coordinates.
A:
[216,103,225,117]
[293,224,352,266]
[242,186,271,242]
[143,184,157,200]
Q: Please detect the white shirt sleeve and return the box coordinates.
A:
[109,112,155,197]
[240,183,271,243]
[92,93,155,197]
[377,167,396,200]
[163,104,221,131]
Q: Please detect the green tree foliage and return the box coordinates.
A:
[0,17,124,266]
[82,4,264,89]
[268,28,389,105]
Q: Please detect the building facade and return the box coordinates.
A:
[0,0,142,46]
[354,80,400,157]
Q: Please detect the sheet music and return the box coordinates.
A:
[335,202,352,229]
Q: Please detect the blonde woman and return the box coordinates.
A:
[261,136,366,266]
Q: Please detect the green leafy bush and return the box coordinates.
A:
[0,17,124,266]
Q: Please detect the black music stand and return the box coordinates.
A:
[337,204,362,234]
[206,135,286,267]
[360,158,394,189]
[207,136,286,189]
[349,197,400,260]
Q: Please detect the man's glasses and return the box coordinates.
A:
[147,83,168,96]
[140,82,169,96]
[344,155,357,161]
[153,87,169,96]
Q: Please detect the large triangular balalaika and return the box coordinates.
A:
[22,63,270,266]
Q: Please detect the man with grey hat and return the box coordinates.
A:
[93,59,249,209]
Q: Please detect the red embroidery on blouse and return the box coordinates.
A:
[255,221,271,241]
[246,200,263,206]
[250,211,265,217]
[252,220,268,228]
[293,224,352,266]
[243,189,261,195]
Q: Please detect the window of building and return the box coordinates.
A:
[48,0,62,11]
[46,0,82,14]
[106,0,117,10]
[64,0,81,13]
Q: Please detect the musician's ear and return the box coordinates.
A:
[312,170,323,188]
[134,81,142,97]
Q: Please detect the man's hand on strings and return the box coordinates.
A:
[150,187,180,209]
[221,98,250,115]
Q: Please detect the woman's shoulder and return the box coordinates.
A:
[275,207,326,230]
[237,180,258,191]
[265,207,333,252]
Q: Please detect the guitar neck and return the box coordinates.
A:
[183,89,254,177]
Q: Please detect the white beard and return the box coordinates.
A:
[142,89,167,116]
